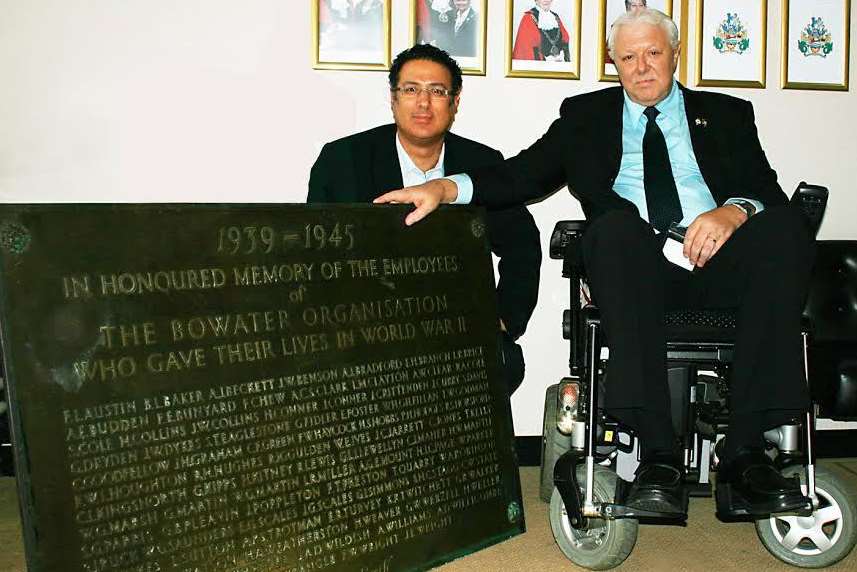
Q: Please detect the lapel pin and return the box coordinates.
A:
[695,118,708,127]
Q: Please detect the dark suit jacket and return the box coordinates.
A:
[450,9,478,57]
[470,84,788,221]
[308,124,541,340]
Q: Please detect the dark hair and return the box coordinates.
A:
[388,44,463,95]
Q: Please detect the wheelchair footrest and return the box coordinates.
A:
[715,482,813,520]
[612,477,689,521]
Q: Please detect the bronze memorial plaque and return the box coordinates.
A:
[0,204,524,572]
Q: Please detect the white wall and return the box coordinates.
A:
[1,1,855,435]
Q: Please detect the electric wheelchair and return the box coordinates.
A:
[539,184,857,569]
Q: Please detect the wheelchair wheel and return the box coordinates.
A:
[540,384,572,502]
[755,465,857,568]
[550,465,638,570]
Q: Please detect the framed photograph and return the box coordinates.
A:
[696,0,767,88]
[598,0,675,82]
[412,0,488,75]
[781,0,850,90]
[312,0,391,70]
[506,0,582,79]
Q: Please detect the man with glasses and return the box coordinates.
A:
[308,44,541,396]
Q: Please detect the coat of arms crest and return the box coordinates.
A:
[713,12,749,54]
[799,17,834,57]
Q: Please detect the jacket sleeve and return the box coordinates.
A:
[733,100,788,207]
[307,143,333,203]
[470,104,577,209]
[487,204,541,340]
[475,146,542,340]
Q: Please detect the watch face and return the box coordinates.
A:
[734,201,754,216]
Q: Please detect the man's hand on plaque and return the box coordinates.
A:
[373,179,458,226]
[684,205,748,268]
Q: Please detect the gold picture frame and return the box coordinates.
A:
[781,0,850,91]
[312,0,392,71]
[597,0,677,82]
[411,0,488,76]
[505,0,582,79]
[695,0,767,88]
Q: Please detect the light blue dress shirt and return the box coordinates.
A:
[448,172,473,204]
[614,80,762,226]
[396,134,446,185]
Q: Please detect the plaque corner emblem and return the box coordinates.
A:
[0,220,31,255]
[506,501,522,523]
[470,218,486,239]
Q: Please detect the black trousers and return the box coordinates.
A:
[501,331,525,395]
[580,205,815,458]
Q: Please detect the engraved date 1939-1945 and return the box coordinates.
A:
[217,223,355,255]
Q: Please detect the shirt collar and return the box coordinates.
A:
[455,8,471,25]
[395,133,445,177]
[622,79,680,126]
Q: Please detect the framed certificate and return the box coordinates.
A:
[781,0,850,90]
[696,0,767,88]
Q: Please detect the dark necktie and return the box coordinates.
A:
[643,106,682,232]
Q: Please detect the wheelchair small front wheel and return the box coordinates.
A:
[755,465,857,568]
[549,466,638,570]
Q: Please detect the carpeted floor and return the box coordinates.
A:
[438,460,857,572]
[2,461,856,571]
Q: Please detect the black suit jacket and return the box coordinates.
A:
[450,9,478,57]
[307,124,541,340]
[470,85,788,221]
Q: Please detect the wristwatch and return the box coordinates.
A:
[728,199,757,218]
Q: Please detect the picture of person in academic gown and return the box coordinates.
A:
[512,0,571,61]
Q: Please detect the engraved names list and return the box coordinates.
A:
[0,205,523,572]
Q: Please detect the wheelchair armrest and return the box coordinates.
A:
[790,182,828,238]
[550,220,588,260]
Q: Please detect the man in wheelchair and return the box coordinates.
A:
[377,6,817,517]
[376,6,857,569]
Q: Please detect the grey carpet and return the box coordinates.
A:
[2,461,856,571]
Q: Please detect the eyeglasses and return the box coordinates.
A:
[391,84,456,99]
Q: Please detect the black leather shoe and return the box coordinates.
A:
[624,454,688,517]
[716,448,812,519]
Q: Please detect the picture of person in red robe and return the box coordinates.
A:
[512,0,570,62]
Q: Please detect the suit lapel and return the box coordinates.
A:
[602,88,625,178]
[368,125,404,196]
[681,86,720,197]
[442,134,461,176]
